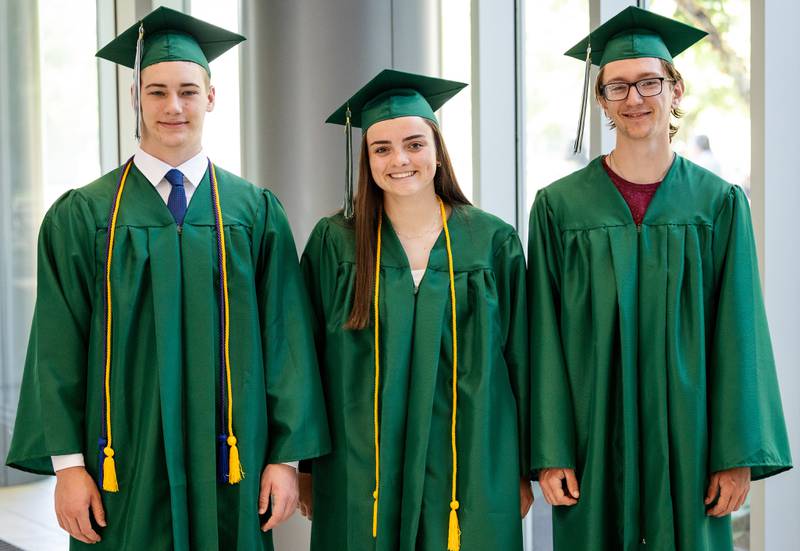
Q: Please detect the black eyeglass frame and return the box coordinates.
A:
[599,77,676,101]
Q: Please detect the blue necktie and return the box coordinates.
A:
[165,168,187,225]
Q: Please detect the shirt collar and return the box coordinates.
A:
[133,147,209,188]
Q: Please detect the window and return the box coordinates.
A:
[190,0,242,174]
[440,0,474,202]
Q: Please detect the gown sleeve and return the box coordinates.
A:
[707,185,792,480]
[6,191,96,475]
[494,231,531,475]
[257,192,330,463]
[297,218,337,474]
[527,190,578,474]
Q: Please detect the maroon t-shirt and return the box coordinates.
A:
[601,156,661,225]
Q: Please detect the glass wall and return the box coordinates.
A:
[0,0,100,486]
[524,0,591,230]
[190,0,242,174]
[650,0,751,195]
[440,0,474,202]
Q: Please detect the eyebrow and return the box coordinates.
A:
[369,134,428,146]
[144,82,201,89]
[605,72,663,82]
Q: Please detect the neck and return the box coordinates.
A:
[139,141,202,168]
[611,135,674,183]
[383,186,441,235]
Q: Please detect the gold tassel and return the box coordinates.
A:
[102,447,119,493]
[447,501,461,551]
[227,436,244,484]
[372,489,379,538]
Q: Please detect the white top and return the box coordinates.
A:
[51,149,299,472]
[411,269,426,292]
[133,146,209,204]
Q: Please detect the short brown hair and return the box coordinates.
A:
[595,59,684,141]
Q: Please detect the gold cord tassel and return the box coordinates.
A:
[102,447,119,492]
[227,436,244,484]
[372,489,379,538]
[447,500,461,551]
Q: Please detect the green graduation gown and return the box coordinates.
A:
[300,206,530,551]
[6,163,330,550]
[528,155,792,551]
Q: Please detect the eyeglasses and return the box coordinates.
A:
[600,77,676,101]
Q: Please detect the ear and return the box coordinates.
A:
[671,79,685,108]
[206,84,216,113]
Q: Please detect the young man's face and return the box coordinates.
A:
[138,61,215,158]
[598,57,683,143]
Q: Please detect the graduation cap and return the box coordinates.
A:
[566,6,707,153]
[326,69,467,218]
[96,6,245,140]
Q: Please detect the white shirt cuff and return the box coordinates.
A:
[282,461,298,469]
[52,453,85,471]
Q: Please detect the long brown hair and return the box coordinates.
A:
[595,59,685,141]
[345,119,470,330]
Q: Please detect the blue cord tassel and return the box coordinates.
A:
[217,434,229,483]
[97,437,108,487]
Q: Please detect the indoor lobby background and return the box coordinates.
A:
[0,0,796,549]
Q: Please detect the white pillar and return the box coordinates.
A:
[750,1,800,550]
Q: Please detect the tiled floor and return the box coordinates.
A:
[0,478,68,550]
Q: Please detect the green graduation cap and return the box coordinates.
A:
[96,6,245,140]
[566,6,706,153]
[326,69,467,130]
[326,69,468,218]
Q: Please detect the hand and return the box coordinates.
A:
[705,467,751,517]
[259,464,299,531]
[298,472,313,520]
[54,467,106,544]
[520,476,534,517]
[539,468,579,506]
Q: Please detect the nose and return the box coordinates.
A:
[391,148,410,166]
[165,91,182,114]
[624,85,645,105]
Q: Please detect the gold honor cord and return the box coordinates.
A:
[211,163,244,484]
[100,161,242,493]
[439,197,460,551]
[372,210,383,538]
[371,197,461,550]
[100,160,134,492]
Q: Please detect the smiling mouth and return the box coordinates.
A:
[388,171,416,179]
[621,111,651,119]
[158,121,188,128]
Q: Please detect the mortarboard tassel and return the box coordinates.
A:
[343,105,354,219]
[573,43,592,154]
[133,22,144,141]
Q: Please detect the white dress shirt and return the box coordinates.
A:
[52,149,297,472]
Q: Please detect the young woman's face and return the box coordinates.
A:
[365,116,438,199]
